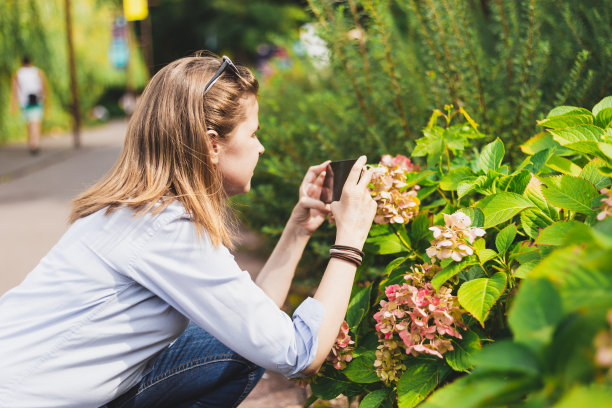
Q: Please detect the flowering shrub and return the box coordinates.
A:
[373,263,465,383]
[370,154,420,224]
[425,212,485,262]
[309,98,612,408]
[326,321,355,370]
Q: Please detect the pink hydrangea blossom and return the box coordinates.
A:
[327,321,355,370]
[426,211,486,262]
[370,155,420,224]
[373,263,466,383]
[597,188,612,221]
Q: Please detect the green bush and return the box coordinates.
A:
[239,0,612,286]
[306,96,612,407]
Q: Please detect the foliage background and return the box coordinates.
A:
[240,0,612,289]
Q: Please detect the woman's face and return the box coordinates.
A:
[216,94,264,196]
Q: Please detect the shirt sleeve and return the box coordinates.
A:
[125,215,325,378]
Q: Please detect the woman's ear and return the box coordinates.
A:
[208,129,221,165]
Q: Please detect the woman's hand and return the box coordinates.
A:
[331,156,377,249]
[289,161,332,236]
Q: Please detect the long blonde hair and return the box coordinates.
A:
[70,52,258,248]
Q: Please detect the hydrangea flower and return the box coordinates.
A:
[327,321,355,370]
[425,211,486,262]
[370,154,420,224]
[373,263,466,383]
[597,188,612,221]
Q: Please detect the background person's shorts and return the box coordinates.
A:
[21,104,43,122]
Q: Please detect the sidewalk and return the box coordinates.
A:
[0,122,311,408]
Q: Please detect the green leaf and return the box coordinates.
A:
[539,175,598,215]
[520,209,552,239]
[513,260,537,279]
[445,330,481,372]
[397,360,450,408]
[523,175,559,220]
[458,207,484,227]
[580,159,612,190]
[458,272,507,327]
[439,167,474,191]
[310,373,362,400]
[545,155,582,176]
[343,351,380,384]
[346,285,373,329]
[410,213,431,244]
[547,106,592,118]
[520,132,561,155]
[422,373,539,408]
[359,389,391,408]
[548,124,604,145]
[534,221,583,246]
[431,258,477,290]
[564,140,612,163]
[537,113,593,129]
[554,384,612,408]
[472,340,541,376]
[366,225,408,254]
[495,223,517,253]
[592,96,612,117]
[476,192,535,228]
[506,170,532,194]
[404,170,436,188]
[479,138,505,172]
[594,107,612,129]
[507,278,563,350]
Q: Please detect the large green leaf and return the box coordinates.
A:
[564,140,612,163]
[534,221,583,246]
[310,373,362,400]
[476,192,535,228]
[458,272,507,326]
[404,170,436,189]
[539,175,598,215]
[344,351,380,383]
[431,258,477,290]
[520,132,560,155]
[545,155,582,176]
[595,107,612,129]
[359,389,391,408]
[520,209,552,240]
[472,340,541,376]
[548,125,604,145]
[397,360,450,408]
[346,285,373,329]
[479,138,505,172]
[554,385,612,408]
[580,158,612,190]
[523,175,559,220]
[495,223,517,253]
[537,113,593,129]
[366,225,408,254]
[592,96,612,117]
[439,167,474,191]
[422,373,539,408]
[445,330,481,372]
[508,279,563,350]
[547,106,592,118]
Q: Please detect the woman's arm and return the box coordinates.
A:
[303,156,377,375]
[255,161,330,307]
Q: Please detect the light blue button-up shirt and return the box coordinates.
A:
[0,201,324,408]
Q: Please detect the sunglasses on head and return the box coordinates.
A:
[203,56,239,94]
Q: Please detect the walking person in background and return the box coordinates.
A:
[0,52,377,407]
[10,56,49,155]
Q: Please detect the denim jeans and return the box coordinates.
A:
[102,322,265,408]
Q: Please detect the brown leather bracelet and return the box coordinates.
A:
[329,252,361,267]
[331,244,365,257]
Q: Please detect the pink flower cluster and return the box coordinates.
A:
[595,310,612,377]
[426,211,486,262]
[373,263,466,383]
[327,321,355,370]
[597,188,612,221]
[370,154,420,224]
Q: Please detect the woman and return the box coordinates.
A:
[0,53,376,408]
[10,56,49,155]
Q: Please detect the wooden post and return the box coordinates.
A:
[64,0,81,148]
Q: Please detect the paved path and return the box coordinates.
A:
[0,121,307,407]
